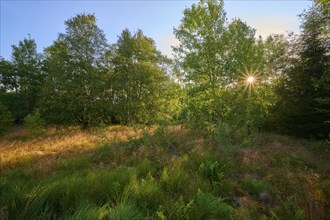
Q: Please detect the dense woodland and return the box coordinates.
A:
[0,0,329,140]
[0,1,330,219]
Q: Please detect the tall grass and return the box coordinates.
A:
[0,127,329,219]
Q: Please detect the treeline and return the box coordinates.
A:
[0,15,182,131]
[0,0,329,140]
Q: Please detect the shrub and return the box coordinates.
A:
[166,196,194,220]
[128,173,163,211]
[24,110,46,136]
[189,191,233,220]
[0,103,14,135]
[87,167,135,204]
[199,161,224,183]
[215,122,250,148]
[136,159,156,178]
[161,166,189,194]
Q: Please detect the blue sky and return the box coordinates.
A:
[1,0,312,59]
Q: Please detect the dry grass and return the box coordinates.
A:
[1,127,329,219]
[0,125,148,174]
[0,126,329,219]
[234,133,329,220]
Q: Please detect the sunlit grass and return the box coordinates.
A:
[0,125,149,173]
[0,127,329,219]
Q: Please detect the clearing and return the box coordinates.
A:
[0,126,329,219]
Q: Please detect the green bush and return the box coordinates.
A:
[136,159,156,178]
[24,110,46,136]
[128,174,163,211]
[215,122,250,148]
[0,103,14,135]
[189,191,233,220]
[199,161,224,183]
[215,122,232,146]
[165,196,194,220]
[161,166,189,194]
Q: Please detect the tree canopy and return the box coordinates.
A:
[0,1,328,140]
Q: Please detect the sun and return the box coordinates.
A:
[238,67,259,95]
[246,76,255,84]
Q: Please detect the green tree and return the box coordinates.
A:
[0,37,44,123]
[24,110,46,137]
[222,19,264,81]
[276,4,330,138]
[263,34,289,78]
[174,0,272,140]
[0,58,18,92]
[40,13,109,128]
[0,102,14,135]
[110,29,181,124]
[174,0,228,130]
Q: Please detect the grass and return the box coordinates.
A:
[0,126,329,219]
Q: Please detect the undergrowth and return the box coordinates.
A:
[0,127,329,219]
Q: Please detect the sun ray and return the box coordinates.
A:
[238,66,260,96]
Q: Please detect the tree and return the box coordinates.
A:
[222,19,263,81]
[0,58,18,92]
[40,13,109,127]
[276,4,330,138]
[174,0,228,130]
[174,0,272,139]
[0,103,14,135]
[0,37,44,123]
[109,29,181,124]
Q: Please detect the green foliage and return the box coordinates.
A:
[240,178,271,198]
[40,13,109,127]
[128,173,162,211]
[167,197,194,220]
[107,202,145,220]
[0,0,327,143]
[136,159,155,178]
[275,4,330,138]
[110,29,182,124]
[174,0,276,141]
[231,206,268,220]
[189,191,233,220]
[58,156,91,172]
[214,121,251,148]
[24,110,46,136]
[0,37,44,123]
[1,128,329,219]
[0,167,137,219]
[271,195,305,220]
[161,166,189,194]
[65,202,109,220]
[0,103,14,135]
[174,0,228,130]
[1,1,330,218]
[199,160,224,183]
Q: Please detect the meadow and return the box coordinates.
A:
[1,125,329,220]
[1,0,329,219]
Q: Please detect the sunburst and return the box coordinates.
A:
[238,66,260,95]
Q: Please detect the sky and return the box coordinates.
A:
[1,0,312,59]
